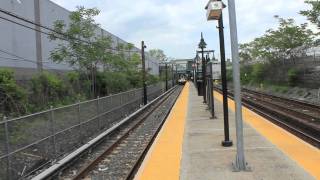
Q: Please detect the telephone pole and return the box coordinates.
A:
[141,41,147,105]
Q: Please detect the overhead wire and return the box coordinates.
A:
[0,49,68,71]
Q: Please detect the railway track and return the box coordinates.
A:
[30,86,182,180]
[214,86,320,148]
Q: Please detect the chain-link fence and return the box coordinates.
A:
[0,82,166,179]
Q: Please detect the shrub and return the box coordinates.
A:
[30,72,70,110]
[240,65,253,84]
[251,63,266,83]
[287,68,299,86]
[0,68,27,117]
[226,69,233,82]
[97,71,132,95]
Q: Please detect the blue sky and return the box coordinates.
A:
[51,0,314,60]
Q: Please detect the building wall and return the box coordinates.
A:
[0,0,159,80]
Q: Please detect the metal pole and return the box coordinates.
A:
[218,9,233,147]
[172,64,174,87]
[97,96,101,130]
[201,47,207,103]
[209,62,215,118]
[206,55,210,104]
[77,101,83,143]
[165,63,168,91]
[4,117,12,180]
[50,107,57,158]
[175,64,178,83]
[141,41,147,105]
[227,0,249,171]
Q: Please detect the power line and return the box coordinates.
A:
[0,49,66,71]
[0,8,140,53]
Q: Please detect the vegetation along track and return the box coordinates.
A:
[30,85,183,180]
[214,86,320,148]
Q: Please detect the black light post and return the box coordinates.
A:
[208,56,215,118]
[195,54,199,83]
[141,41,147,105]
[217,2,233,147]
[198,33,207,101]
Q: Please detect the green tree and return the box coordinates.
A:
[148,49,166,61]
[49,7,113,97]
[239,16,314,62]
[300,0,320,28]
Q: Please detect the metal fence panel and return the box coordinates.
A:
[0,123,5,157]
[79,100,98,123]
[53,105,78,133]
[7,113,51,153]
[0,83,165,179]
[0,157,8,179]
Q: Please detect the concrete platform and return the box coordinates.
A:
[180,84,315,180]
[137,83,319,180]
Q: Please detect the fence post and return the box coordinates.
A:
[318,88,320,103]
[77,101,83,143]
[4,117,12,180]
[49,107,57,158]
[97,96,101,130]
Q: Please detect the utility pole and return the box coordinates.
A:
[227,0,249,171]
[165,63,168,91]
[172,63,175,86]
[141,41,147,105]
[218,3,233,147]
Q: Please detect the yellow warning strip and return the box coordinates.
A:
[214,91,320,179]
[137,83,190,180]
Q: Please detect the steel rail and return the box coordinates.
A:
[213,87,320,148]
[125,86,182,180]
[242,88,320,111]
[72,86,179,180]
[31,85,178,180]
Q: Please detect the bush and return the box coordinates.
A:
[96,71,132,95]
[251,63,266,83]
[287,68,299,86]
[226,69,233,82]
[0,68,27,117]
[29,72,71,111]
[240,65,253,84]
[146,74,160,85]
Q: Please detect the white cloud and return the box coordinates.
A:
[50,0,311,59]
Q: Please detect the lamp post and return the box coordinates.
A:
[195,54,200,83]
[198,33,207,102]
[205,0,232,147]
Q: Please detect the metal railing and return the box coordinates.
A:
[206,62,215,118]
[0,82,166,180]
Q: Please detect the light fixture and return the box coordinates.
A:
[205,0,225,21]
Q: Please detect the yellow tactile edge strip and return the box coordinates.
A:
[136,83,190,180]
[214,91,320,179]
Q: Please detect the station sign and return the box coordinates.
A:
[211,62,221,80]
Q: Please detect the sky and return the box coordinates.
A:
[50,0,313,60]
